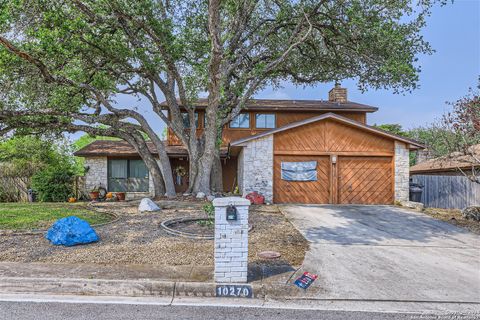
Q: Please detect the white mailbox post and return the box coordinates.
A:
[213,197,250,283]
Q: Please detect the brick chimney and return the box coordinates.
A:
[328,82,347,103]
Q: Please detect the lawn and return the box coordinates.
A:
[0,202,114,230]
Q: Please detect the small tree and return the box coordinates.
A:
[439,82,480,183]
[0,135,76,201]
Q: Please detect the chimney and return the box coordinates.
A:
[328,82,347,103]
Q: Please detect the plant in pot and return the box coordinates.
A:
[89,187,100,201]
[116,192,126,201]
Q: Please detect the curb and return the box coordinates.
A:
[1,276,479,314]
[0,277,265,299]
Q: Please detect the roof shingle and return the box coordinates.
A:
[160,98,378,112]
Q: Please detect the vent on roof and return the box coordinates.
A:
[328,82,347,103]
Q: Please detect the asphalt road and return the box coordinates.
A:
[1,301,477,320]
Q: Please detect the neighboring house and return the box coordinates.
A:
[74,84,424,204]
[410,145,480,209]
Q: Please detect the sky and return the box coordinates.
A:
[70,0,480,141]
[255,0,480,130]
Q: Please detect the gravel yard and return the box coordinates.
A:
[422,207,480,235]
[0,200,308,267]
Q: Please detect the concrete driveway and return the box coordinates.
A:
[280,205,480,303]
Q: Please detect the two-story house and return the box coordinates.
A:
[75,84,424,204]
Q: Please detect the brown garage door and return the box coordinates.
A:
[337,156,393,205]
[274,155,330,204]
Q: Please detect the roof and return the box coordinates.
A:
[160,98,378,113]
[74,140,189,157]
[230,112,425,149]
[410,144,480,174]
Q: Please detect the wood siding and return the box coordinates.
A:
[337,156,394,205]
[412,175,480,209]
[274,119,394,155]
[272,119,395,204]
[167,111,367,146]
[273,155,330,204]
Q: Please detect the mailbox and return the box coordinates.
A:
[226,205,238,221]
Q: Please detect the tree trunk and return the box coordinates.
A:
[121,134,166,198]
[211,149,223,192]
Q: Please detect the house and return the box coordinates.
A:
[410,144,480,209]
[74,84,424,204]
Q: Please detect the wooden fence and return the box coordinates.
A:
[411,174,480,209]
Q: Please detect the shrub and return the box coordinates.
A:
[198,202,215,227]
[31,165,74,202]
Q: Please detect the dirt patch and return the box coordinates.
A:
[0,201,308,267]
[423,208,480,235]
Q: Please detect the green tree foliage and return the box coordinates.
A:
[0,0,445,194]
[0,135,75,202]
[31,164,75,202]
[374,124,408,137]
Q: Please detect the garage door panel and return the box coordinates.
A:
[338,156,393,205]
[274,155,330,204]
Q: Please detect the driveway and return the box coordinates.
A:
[280,205,480,302]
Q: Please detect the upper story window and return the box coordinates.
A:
[181,112,199,128]
[229,113,250,128]
[255,113,276,129]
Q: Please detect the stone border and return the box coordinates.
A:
[0,205,119,236]
[160,217,215,240]
[160,217,254,240]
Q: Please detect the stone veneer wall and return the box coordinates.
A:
[239,135,273,203]
[84,157,108,192]
[394,141,410,202]
[84,157,155,199]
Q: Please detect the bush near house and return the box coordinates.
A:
[31,164,75,202]
[0,136,76,202]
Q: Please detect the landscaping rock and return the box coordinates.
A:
[462,206,480,221]
[138,198,161,212]
[206,195,215,202]
[196,192,206,199]
[399,200,424,211]
[46,216,99,246]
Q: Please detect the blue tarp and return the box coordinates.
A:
[45,216,99,246]
[281,161,317,181]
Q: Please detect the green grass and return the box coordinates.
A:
[0,202,113,230]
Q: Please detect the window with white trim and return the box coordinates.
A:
[255,113,276,128]
[229,113,250,128]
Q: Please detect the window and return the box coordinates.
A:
[181,112,199,128]
[108,159,149,192]
[255,114,276,128]
[229,113,250,128]
[281,161,317,181]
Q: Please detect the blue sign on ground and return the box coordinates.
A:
[294,272,318,290]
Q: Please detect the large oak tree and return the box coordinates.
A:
[1,0,440,196]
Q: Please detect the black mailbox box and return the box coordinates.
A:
[226,205,238,221]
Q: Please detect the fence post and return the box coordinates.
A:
[213,197,250,283]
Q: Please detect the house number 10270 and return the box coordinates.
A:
[216,285,252,298]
